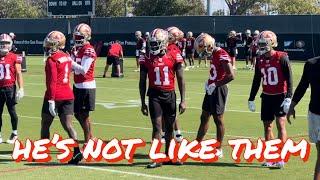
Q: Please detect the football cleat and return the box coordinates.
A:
[68,152,83,165]
[174,134,183,143]
[163,160,183,166]
[262,162,275,167]
[0,136,3,144]
[6,133,18,144]
[146,162,162,169]
[216,149,223,158]
[274,161,285,169]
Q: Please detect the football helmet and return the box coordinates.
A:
[253,30,260,37]
[0,34,13,56]
[166,26,183,43]
[73,23,91,47]
[149,28,168,55]
[194,33,216,57]
[135,31,142,39]
[187,31,193,38]
[245,29,251,36]
[9,32,15,40]
[144,32,150,38]
[43,31,66,54]
[257,30,277,55]
[229,30,236,37]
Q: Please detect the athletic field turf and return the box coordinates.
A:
[0,56,314,179]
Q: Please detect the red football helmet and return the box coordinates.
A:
[0,34,13,56]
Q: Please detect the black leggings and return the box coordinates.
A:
[0,86,18,131]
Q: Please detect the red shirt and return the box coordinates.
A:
[72,44,97,84]
[257,51,288,95]
[139,51,183,91]
[186,37,195,50]
[167,43,181,54]
[207,48,231,85]
[44,51,74,101]
[177,38,186,52]
[108,43,123,57]
[0,52,22,88]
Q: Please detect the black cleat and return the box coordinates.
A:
[146,162,162,169]
[68,152,83,165]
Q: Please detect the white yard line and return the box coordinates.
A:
[0,154,187,180]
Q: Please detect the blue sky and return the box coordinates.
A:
[203,0,229,12]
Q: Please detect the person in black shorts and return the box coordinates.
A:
[194,33,235,158]
[226,30,242,70]
[103,40,123,77]
[243,29,253,69]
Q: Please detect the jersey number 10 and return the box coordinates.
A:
[261,67,279,85]
[154,66,170,86]
[0,64,11,80]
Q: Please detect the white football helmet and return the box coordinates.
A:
[149,28,168,55]
[257,30,278,55]
[0,34,13,56]
[187,31,193,38]
[73,23,92,47]
[135,31,142,39]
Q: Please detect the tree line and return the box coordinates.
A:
[0,0,319,18]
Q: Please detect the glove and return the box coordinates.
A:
[205,81,216,95]
[281,98,292,114]
[16,88,24,101]
[48,100,57,117]
[248,101,256,112]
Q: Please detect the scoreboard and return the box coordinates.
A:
[47,0,95,16]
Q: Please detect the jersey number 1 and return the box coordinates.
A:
[154,66,170,86]
[0,64,11,80]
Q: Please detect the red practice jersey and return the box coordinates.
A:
[139,51,183,91]
[108,43,123,57]
[72,44,97,84]
[186,37,195,50]
[0,52,22,88]
[167,43,181,54]
[257,51,288,95]
[207,48,231,85]
[177,38,186,52]
[44,51,74,101]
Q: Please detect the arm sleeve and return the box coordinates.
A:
[292,63,310,104]
[248,60,261,101]
[47,59,57,100]
[280,55,293,98]
[81,56,94,74]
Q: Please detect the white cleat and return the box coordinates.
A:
[6,133,18,144]
[174,134,183,143]
[274,160,285,169]
[134,69,140,72]
[262,162,275,167]
[0,137,3,144]
[216,149,223,158]
[184,67,190,71]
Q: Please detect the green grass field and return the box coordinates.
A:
[0,56,315,180]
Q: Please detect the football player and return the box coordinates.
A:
[0,34,24,144]
[103,40,123,78]
[71,23,97,145]
[195,33,235,158]
[139,28,186,168]
[287,56,320,179]
[226,30,242,70]
[250,30,260,70]
[177,33,188,70]
[166,26,185,143]
[244,29,253,69]
[135,31,146,72]
[186,31,195,68]
[248,30,293,168]
[41,31,83,164]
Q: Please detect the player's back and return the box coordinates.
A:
[45,51,74,100]
[186,37,195,50]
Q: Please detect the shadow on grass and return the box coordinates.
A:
[183,161,265,168]
[0,150,13,155]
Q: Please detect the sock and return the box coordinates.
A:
[74,147,80,154]
[174,130,181,136]
[12,130,18,135]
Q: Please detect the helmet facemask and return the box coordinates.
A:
[149,38,166,55]
[0,40,12,56]
[257,38,272,55]
[73,32,87,47]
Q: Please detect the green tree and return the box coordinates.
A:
[95,0,126,17]
[224,0,267,15]
[133,0,205,16]
[270,0,320,14]
[0,0,43,18]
